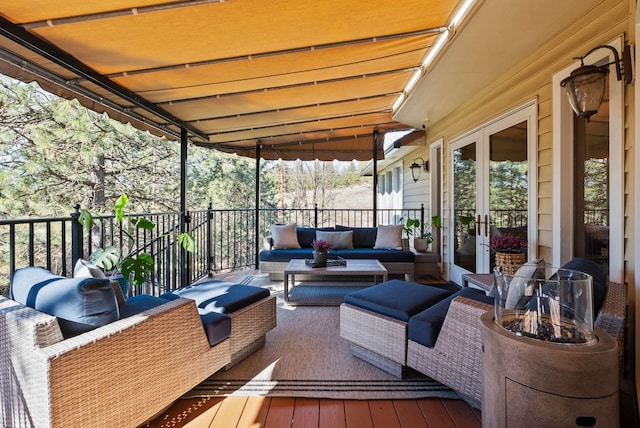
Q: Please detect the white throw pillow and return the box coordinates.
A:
[73,258,107,278]
[270,224,301,249]
[503,258,546,309]
[373,225,403,250]
[316,230,354,249]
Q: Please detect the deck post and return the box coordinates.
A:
[255,143,261,269]
[180,127,190,287]
[70,204,83,269]
[372,130,378,227]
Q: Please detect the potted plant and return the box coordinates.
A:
[401,217,420,251]
[490,233,527,275]
[77,194,194,293]
[412,215,442,252]
[311,239,332,267]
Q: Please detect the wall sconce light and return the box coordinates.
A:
[409,157,429,183]
[560,44,633,122]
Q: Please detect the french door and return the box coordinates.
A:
[449,104,536,285]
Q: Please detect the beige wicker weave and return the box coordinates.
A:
[406,281,628,407]
[0,296,231,428]
[339,303,409,378]
[407,296,492,406]
[226,295,277,368]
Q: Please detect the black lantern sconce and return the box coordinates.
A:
[409,157,429,183]
[560,43,633,122]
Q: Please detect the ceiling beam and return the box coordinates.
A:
[208,120,401,147]
[103,27,444,78]
[159,66,417,106]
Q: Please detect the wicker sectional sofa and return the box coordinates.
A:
[259,224,415,280]
[0,267,275,428]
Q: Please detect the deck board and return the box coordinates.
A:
[394,400,430,428]
[291,398,319,428]
[344,400,374,428]
[319,398,346,428]
[369,400,402,428]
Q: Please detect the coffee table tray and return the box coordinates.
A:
[305,256,347,268]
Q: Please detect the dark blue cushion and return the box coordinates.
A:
[335,225,377,248]
[159,294,232,346]
[259,248,313,262]
[10,266,118,338]
[161,279,270,314]
[296,227,334,248]
[344,280,451,322]
[408,288,493,348]
[561,257,607,314]
[198,310,232,346]
[119,294,170,318]
[333,248,415,262]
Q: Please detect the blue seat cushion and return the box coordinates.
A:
[10,266,118,338]
[408,288,493,348]
[198,310,232,346]
[259,248,313,262]
[333,248,415,262]
[344,280,452,322]
[161,279,270,314]
[119,294,171,318]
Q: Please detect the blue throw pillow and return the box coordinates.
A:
[10,266,119,338]
[335,225,377,248]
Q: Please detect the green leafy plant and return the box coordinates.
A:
[77,194,194,286]
[403,217,421,237]
[405,215,441,245]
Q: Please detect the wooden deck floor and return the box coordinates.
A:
[146,396,482,428]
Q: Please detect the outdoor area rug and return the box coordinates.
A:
[182,288,460,400]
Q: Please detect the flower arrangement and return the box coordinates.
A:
[311,239,332,252]
[490,233,527,254]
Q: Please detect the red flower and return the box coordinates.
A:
[311,239,332,251]
[490,233,527,253]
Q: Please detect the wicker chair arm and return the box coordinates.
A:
[437,296,493,347]
[595,281,627,343]
[407,296,493,405]
[41,297,207,357]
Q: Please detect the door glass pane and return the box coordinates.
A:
[574,87,609,272]
[489,121,529,270]
[453,143,477,272]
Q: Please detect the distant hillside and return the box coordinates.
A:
[325,182,374,209]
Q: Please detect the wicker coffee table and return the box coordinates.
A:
[283,259,388,303]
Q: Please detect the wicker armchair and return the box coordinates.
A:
[406,281,627,408]
[0,296,231,428]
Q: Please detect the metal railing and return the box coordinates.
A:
[0,205,426,296]
[10,205,604,296]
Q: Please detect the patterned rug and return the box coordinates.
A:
[182,283,460,400]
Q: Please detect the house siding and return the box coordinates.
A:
[399,0,637,394]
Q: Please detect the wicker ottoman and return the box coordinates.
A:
[339,279,451,377]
